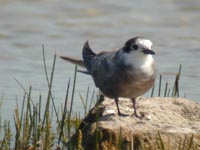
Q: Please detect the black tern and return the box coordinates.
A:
[60,37,157,118]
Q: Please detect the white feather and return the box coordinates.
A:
[136,39,153,50]
[123,52,155,76]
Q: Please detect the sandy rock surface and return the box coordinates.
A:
[100,97,200,133]
[70,97,200,150]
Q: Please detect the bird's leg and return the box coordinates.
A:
[114,97,121,115]
[131,98,142,119]
[114,97,128,116]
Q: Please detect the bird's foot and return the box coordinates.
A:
[131,111,145,119]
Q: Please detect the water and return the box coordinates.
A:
[0,0,200,120]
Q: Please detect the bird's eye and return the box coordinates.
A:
[132,44,138,50]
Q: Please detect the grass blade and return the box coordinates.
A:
[58,78,70,145]
[42,47,59,128]
[158,74,162,97]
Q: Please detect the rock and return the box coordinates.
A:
[69,97,200,150]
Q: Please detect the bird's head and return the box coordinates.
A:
[123,37,155,55]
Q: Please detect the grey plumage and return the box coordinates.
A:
[82,41,96,72]
[60,37,157,118]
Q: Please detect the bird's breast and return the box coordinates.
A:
[116,60,157,98]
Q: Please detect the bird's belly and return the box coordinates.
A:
[98,76,155,99]
[117,77,155,98]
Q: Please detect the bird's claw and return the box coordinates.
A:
[131,112,145,119]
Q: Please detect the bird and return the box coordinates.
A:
[60,37,157,118]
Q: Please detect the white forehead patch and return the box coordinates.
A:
[137,39,153,49]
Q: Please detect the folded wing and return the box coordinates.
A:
[82,41,96,73]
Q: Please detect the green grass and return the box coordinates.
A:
[0,49,198,150]
[0,49,82,149]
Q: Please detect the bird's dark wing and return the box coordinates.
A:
[89,51,119,96]
[82,41,96,73]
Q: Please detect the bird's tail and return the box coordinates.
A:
[82,41,96,72]
[59,56,85,67]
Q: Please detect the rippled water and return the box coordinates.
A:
[0,0,200,118]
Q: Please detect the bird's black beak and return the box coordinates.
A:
[142,49,156,55]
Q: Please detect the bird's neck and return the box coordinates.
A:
[124,52,155,74]
[125,51,151,65]
[139,55,154,69]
